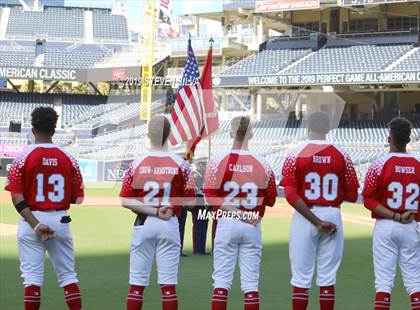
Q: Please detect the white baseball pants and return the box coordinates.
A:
[212,218,262,293]
[373,219,420,295]
[289,206,344,288]
[129,216,180,286]
[17,210,78,287]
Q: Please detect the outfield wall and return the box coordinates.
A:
[0,157,132,182]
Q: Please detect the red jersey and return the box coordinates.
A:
[119,150,197,217]
[362,153,420,220]
[280,141,359,207]
[4,144,84,211]
[203,149,277,217]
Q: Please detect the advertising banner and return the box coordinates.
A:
[0,157,14,177]
[340,0,409,6]
[213,70,420,87]
[256,0,320,12]
[78,160,98,182]
[0,144,28,158]
[103,160,133,182]
[0,66,79,81]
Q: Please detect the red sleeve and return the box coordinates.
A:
[264,166,277,207]
[279,152,297,188]
[4,154,25,194]
[119,164,137,198]
[203,158,224,210]
[284,185,302,206]
[362,161,382,211]
[180,160,197,202]
[343,152,359,202]
[71,157,84,203]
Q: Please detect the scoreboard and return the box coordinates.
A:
[340,0,412,5]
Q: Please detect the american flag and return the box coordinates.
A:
[168,39,208,146]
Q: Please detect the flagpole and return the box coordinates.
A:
[208,36,214,162]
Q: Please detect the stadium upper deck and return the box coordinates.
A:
[0,5,129,69]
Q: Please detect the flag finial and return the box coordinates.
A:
[209,36,214,47]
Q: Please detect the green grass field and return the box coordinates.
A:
[0,180,412,310]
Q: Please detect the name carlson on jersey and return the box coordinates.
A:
[394,165,415,174]
[139,166,179,175]
[42,158,58,166]
[228,164,253,173]
[313,156,331,164]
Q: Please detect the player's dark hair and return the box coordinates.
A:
[388,117,411,150]
[308,111,330,135]
[31,107,58,134]
[148,115,171,147]
[231,116,252,142]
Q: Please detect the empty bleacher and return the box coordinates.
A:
[4,6,129,43]
[286,44,411,74]
[391,47,420,71]
[44,49,111,68]
[0,92,53,126]
[6,6,84,40]
[92,9,129,42]
[0,51,34,66]
[219,33,419,77]
[222,49,310,76]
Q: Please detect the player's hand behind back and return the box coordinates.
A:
[35,224,55,241]
[158,206,173,221]
[400,211,415,224]
[317,221,337,236]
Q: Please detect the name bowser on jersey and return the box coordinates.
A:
[279,112,360,310]
[203,116,277,310]
[4,107,84,310]
[120,115,197,310]
[362,117,420,310]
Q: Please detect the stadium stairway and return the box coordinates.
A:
[84,10,94,43]
[0,7,10,40]
[277,50,317,74]
[384,46,420,71]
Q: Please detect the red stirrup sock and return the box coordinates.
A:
[63,283,82,310]
[127,285,145,310]
[24,285,41,310]
[212,288,228,310]
[161,285,178,310]
[411,291,420,310]
[319,286,335,310]
[292,287,308,310]
[244,291,259,310]
[375,292,391,310]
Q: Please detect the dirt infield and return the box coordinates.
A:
[0,223,18,236]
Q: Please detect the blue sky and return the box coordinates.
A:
[65,1,223,26]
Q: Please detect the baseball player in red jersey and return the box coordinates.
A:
[203,116,277,310]
[4,107,84,310]
[120,115,197,310]
[362,117,420,310]
[279,112,359,310]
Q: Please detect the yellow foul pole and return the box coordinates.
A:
[140,0,156,122]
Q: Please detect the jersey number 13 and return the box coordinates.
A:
[35,173,65,203]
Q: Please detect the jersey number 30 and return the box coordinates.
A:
[35,173,65,203]
[305,172,338,201]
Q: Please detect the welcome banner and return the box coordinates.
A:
[0,144,28,158]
